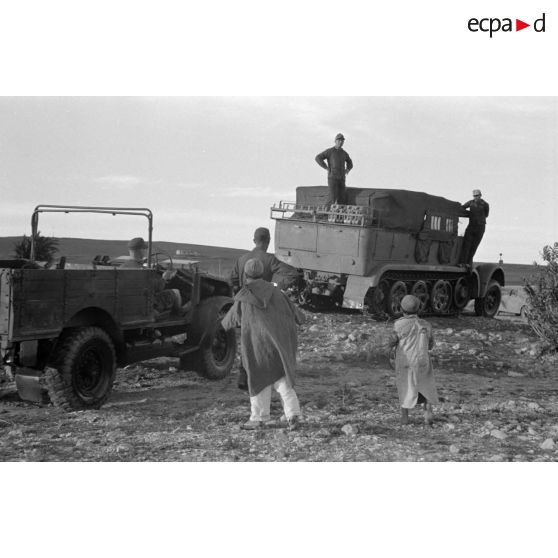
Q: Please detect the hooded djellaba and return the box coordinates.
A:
[391,294,439,409]
[221,258,305,397]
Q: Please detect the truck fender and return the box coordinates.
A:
[473,264,505,297]
[342,276,375,309]
[188,296,234,346]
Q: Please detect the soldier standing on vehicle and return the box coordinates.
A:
[315,133,353,206]
[222,258,305,430]
[120,237,183,316]
[230,227,299,391]
[459,189,490,268]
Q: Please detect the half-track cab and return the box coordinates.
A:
[0,206,236,410]
[271,186,504,317]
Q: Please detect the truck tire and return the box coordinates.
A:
[46,327,116,411]
[185,318,236,380]
[474,280,502,318]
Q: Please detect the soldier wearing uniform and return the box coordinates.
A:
[230,227,299,391]
[315,133,353,206]
[120,237,148,268]
[459,189,490,267]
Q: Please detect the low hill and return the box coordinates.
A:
[0,236,538,283]
[497,263,539,285]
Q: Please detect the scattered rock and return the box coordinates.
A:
[116,443,133,453]
[540,438,555,450]
[487,454,507,462]
[490,429,507,440]
[449,445,460,455]
[507,371,524,377]
[308,325,320,333]
[341,424,359,436]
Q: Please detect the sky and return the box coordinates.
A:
[0,96,556,264]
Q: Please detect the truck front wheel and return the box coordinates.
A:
[182,317,236,380]
[197,323,236,380]
[46,327,116,410]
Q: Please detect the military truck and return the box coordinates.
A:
[271,187,503,318]
[0,205,236,410]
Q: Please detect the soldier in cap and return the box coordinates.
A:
[459,189,490,267]
[315,133,353,206]
[389,294,438,426]
[230,227,300,390]
[120,237,183,317]
[120,237,148,268]
[221,258,305,430]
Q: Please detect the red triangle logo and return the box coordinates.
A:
[516,19,530,31]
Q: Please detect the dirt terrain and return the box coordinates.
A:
[1,309,557,462]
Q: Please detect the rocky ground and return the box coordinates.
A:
[1,310,557,462]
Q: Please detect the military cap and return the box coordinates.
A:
[128,237,148,250]
[253,227,271,242]
[401,294,420,314]
[244,258,265,279]
[335,133,345,140]
[472,189,482,196]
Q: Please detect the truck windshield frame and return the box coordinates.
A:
[30,205,154,265]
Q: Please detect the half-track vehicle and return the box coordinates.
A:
[0,205,236,410]
[271,186,504,318]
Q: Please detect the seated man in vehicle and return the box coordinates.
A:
[120,237,187,319]
[120,237,148,268]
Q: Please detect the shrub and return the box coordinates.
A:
[524,242,558,351]
[12,231,59,265]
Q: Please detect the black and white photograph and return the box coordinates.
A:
[0,96,557,463]
[1,1,556,557]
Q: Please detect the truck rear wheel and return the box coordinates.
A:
[474,280,501,318]
[46,327,116,411]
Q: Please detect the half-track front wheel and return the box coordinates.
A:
[474,280,501,318]
[46,327,116,411]
[366,280,390,316]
